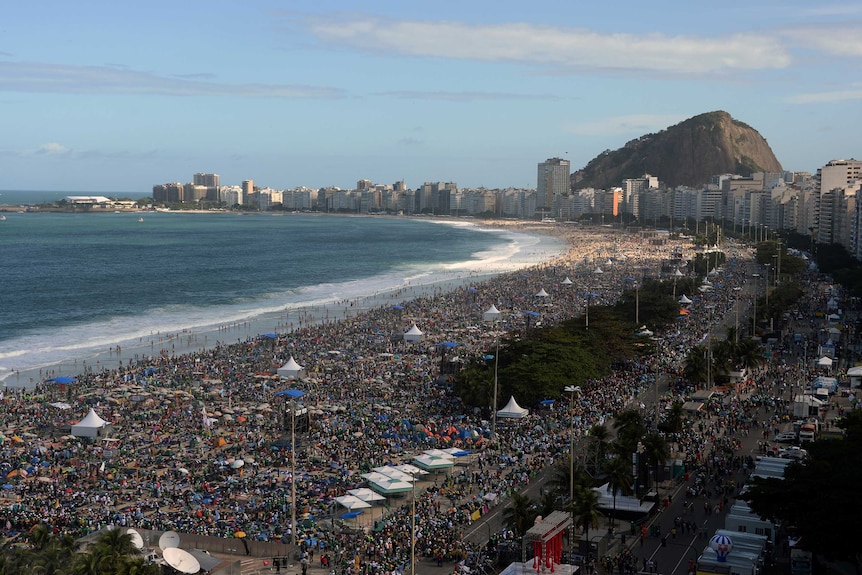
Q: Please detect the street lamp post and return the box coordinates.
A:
[483,305,503,442]
[564,385,581,562]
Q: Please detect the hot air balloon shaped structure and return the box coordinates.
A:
[709,534,734,562]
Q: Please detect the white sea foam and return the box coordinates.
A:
[0,223,564,387]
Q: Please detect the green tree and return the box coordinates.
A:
[613,409,646,456]
[682,346,709,386]
[742,410,862,563]
[603,456,633,529]
[640,433,670,490]
[585,424,610,478]
[502,490,538,538]
[571,484,602,545]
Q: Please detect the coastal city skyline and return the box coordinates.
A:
[1,1,860,193]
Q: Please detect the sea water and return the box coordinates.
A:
[0,211,563,386]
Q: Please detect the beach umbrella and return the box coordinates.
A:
[230,459,245,469]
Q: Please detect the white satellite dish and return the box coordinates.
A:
[162,547,201,574]
[127,528,144,550]
[158,530,181,550]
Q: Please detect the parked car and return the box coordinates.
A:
[773,432,798,443]
[779,446,808,460]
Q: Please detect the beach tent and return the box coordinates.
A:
[483,305,501,322]
[678,294,693,305]
[817,356,833,368]
[403,324,424,343]
[496,396,528,419]
[561,277,573,285]
[277,356,305,379]
[71,408,110,439]
[535,288,549,298]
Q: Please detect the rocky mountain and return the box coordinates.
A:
[571,111,782,189]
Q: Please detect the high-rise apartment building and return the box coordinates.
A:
[818,159,862,195]
[242,180,254,205]
[193,173,220,187]
[537,158,570,212]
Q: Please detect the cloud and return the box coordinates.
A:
[798,4,862,17]
[781,25,862,57]
[565,114,686,136]
[378,90,562,102]
[35,142,69,155]
[786,88,862,104]
[307,16,791,74]
[0,61,345,98]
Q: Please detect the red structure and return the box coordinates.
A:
[523,511,572,573]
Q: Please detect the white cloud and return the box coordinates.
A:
[378,90,561,102]
[308,16,791,74]
[786,88,862,104]
[35,142,69,155]
[565,114,686,136]
[799,4,862,17]
[0,61,345,98]
[782,24,862,57]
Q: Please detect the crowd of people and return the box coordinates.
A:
[0,224,778,572]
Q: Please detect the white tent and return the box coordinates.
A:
[496,395,528,419]
[561,276,573,285]
[535,288,549,298]
[483,305,501,322]
[71,408,110,438]
[403,324,424,343]
[277,356,305,379]
[817,356,833,368]
[678,294,693,304]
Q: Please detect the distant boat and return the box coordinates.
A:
[0,215,6,221]
[138,216,144,222]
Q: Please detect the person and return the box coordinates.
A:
[301,554,308,575]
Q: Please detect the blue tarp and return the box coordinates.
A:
[274,389,305,398]
[48,376,76,384]
[539,399,555,406]
[437,341,458,348]
[339,510,365,519]
[261,333,278,339]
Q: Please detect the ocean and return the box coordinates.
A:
[0,207,564,387]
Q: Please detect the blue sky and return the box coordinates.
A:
[1,0,860,194]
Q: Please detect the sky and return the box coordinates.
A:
[0,0,860,195]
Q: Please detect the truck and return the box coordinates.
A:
[798,423,817,443]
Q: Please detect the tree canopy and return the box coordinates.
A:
[741,410,862,563]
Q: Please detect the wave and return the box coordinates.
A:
[0,224,564,385]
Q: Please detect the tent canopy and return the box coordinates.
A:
[71,408,109,438]
[403,324,424,342]
[277,356,305,379]
[496,396,528,419]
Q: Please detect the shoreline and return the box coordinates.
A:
[2,219,567,389]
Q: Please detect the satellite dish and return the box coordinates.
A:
[127,528,144,550]
[163,547,201,574]
[159,530,181,550]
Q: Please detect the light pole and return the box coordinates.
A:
[275,388,305,549]
[564,385,581,561]
[483,305,503,442]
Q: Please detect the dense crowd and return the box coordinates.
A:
[0,225,768,572]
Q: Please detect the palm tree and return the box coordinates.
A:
[76,527,142,575]
[613,409,646,455]
[502,490,538,538]
[683,345,709,386]
[571,484,601,545]
[664,401,686,434]
[586,424,610,477]
[549,460,592,505]
[603,456,633,529]
[640,432,670,492]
